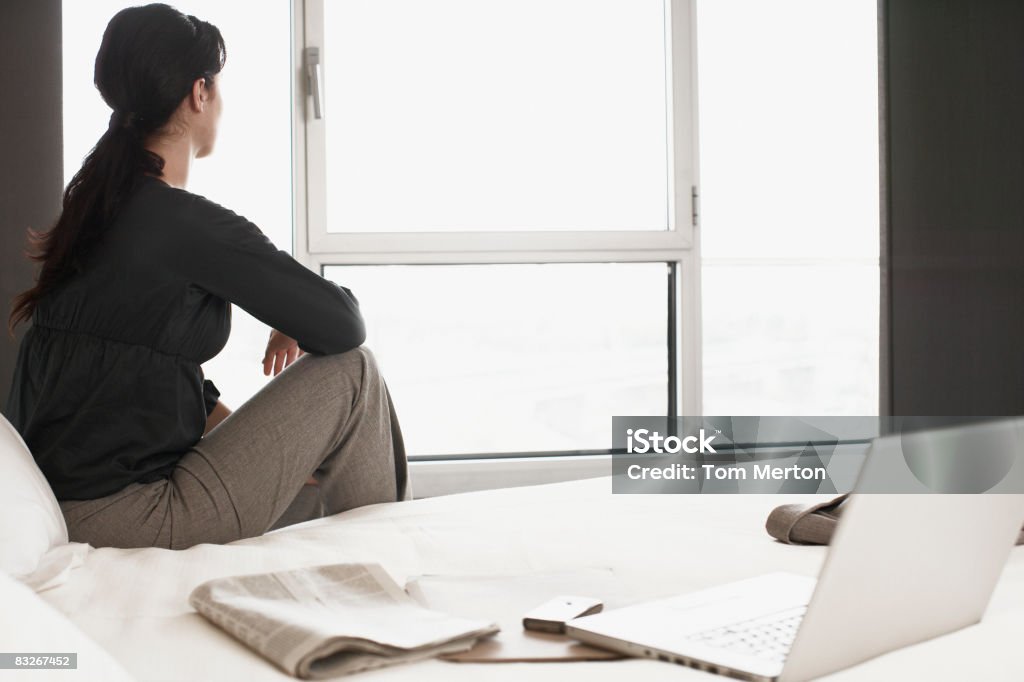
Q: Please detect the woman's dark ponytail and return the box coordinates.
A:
[8,3,225,333]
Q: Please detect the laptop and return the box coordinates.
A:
[566,418,1024,681]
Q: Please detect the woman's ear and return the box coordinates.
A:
[189,77,207,113]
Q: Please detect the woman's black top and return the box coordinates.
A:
[3,176,365,501]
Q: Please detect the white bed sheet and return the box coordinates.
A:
[37,477,1024,681]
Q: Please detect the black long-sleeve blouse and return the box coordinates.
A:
[3,175,365,500]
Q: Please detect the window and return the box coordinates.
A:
[318,0,670,233]
[696,0,880,416]
[302,0,699,458]
[324,263,670,455]
[62,0,879,462]
[62,0,294,407]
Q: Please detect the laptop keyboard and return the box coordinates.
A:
[688,606,807,662]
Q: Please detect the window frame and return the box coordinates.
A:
[290,0,703,465]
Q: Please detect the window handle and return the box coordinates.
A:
[305,47,323,120]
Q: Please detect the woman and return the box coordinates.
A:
[3,4,408,550]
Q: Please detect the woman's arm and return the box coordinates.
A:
[162,192,366,355]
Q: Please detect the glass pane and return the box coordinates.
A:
[322,0,669,232]
[62,1,293,408]
[324,263,670,455]
[696,0,880,260]
[696,0,880,416]
[701,263,879,415]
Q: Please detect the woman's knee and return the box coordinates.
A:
[288,346,383,403]
[315,344,380,378]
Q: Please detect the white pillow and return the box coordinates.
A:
[0,414,69,579]
[0,571,135,681]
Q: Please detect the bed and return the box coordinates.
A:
[20,477,1024,681]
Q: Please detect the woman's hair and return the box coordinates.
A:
[8,3,226,333]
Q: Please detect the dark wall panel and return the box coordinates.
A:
[885,0,1024,414]
[0,0,63,413]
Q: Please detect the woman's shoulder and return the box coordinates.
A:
[127,176,254,239]
[133,175,235,217]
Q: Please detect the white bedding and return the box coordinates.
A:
[34,477,1024,681]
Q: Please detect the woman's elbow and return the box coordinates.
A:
[343,317,367,350]
[319,312,366,354]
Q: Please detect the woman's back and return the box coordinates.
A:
[6,177,231,500]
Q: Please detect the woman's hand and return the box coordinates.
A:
[263,329,304,376]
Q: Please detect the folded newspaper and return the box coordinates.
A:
[188,563,500,678]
